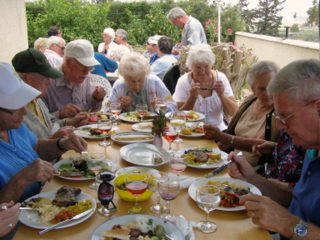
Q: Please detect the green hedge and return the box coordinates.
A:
[26,0,244,50]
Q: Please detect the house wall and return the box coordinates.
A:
[0,0,28,63]
[235,32,319,68]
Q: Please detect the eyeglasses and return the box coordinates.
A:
[55,44,65,50]
[272,101,314,126]
[0,107,19,115]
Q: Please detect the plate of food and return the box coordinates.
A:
[166,110,205,122]
[74,124,116,140]
[20,186,96,229]
[119,112,157,123]
[120,143,170,167]
[54,156,117,181]
[91,214,184,240]
[116,166,160,177]
[111,132,154,144]
[188,177,262,211]
[131,122,153,133]
[87,112,111,123]
[176,146,228,169]
[179,122,205,138]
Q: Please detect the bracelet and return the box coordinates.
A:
[230,135,235,146]
[56,137,68,151]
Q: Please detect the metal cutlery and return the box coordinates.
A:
[38,209,92,235]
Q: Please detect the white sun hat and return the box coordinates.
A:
[65,39,100,67]
[0,62,41,110]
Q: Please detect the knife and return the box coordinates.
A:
[205,152,243,178]
[38,209,92,235]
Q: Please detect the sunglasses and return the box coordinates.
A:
[55,44,65,50]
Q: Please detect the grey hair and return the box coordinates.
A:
[118,52,150,80]
[48,36,65,48]
[186,44,215,70]
[247,61,279,87]
[167,7,187,20]
[33,37,49,52]
[103,27,115,41]
[267,59,320,103]
[116,29,128,42]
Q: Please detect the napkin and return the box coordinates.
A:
[170,215,195,240]
[177,175,199,189]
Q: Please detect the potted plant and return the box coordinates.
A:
[151,111,167,148]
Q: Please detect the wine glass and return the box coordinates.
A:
[98,119,112,157]
[158,174,180,221]
[163,127,178,154]
[125,173,148,214]
[89,172,102,190]
[170,111,186,143]
[98,171,117,216]
[136,104,148,121]
[150,172,168,214]
[170,154,187,176]
[196,185,221,233]
[154,99,167,114]
[110,102,121,126]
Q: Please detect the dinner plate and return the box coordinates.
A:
[166,111,205,122]
[91,214,184,240]
[119,112,157,123]
[19,191,96,229]
[176,147,228,169]
[188,177,262,211]
[120,143,170,167]
[179,122,205,138]
[74,124,111,140]
[111,132,154,144]
[116,166,160,178]
[131,122,153,133]
[54,158,117,181]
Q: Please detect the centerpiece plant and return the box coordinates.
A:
[151,111,168,148]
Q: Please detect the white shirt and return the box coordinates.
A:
[44,49,63,68]
[173,71,234,130]
[98,41,119,58]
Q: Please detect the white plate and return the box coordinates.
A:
[176,147,228,169]
[74,124,110,140]
[119,112,157,123]
[91,214,184,240]
[116,166,160,178]
[188,177,262,211]
[19,191,96,229]
[111,132,154,144]
[54,158,117,181]
[179,122,205,138]
[120,143,170,167]
[131,122,153,133]
[166,111,205,122]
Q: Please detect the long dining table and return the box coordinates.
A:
[14,122,272,240]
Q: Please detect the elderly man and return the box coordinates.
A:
[0,62,87,204]
[228,59,320,239]
[12,48,88,139]
[167,7,207,46]
[44,36,66,68]
[144,35,161,65]
[43,39,106,118]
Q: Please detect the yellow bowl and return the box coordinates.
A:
[114,173,155,202]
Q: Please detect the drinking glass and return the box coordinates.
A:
[163,127,178,154]
[98,119,112,147]
[149,172,167,214]
[170,154,187,176]
[196,185,221,233]
[125,173,148,214]
[158,174,180,221]
[154,99,167,114]
[89,172,102,190]
[170,111,186,143]
[136,104,148,121]
[110,102,121,126]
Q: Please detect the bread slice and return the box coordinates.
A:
[100,228,130,240]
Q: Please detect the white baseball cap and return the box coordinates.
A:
[148,35,162,45]
[0,62,41,110]
[65,39,100,67]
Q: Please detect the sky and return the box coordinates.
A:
[222,0,314,24]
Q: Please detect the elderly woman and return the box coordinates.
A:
[173,43,238,130]
[204,60,280,166]
[98,28,119,59]
[0,63,87,204]
[33,37,48,53]
[108,52,177,113]
[115,29,132,52]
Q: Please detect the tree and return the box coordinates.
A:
[306,0,319,26]
[254,0,284,36]
[239,0,255,32]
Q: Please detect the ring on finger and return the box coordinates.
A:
[8,223,13,228]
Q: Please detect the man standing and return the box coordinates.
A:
[43,39,106,118]
[12,48,88,139]
[44,36,66,68]
[167,7,207,46]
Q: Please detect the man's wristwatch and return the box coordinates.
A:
[292,220,308,240]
